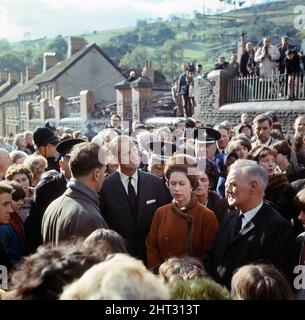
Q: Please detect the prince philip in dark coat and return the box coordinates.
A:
[100,136,166,263]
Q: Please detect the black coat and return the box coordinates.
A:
[0,241,12,271]
[285,55,300,75]
[100,171,166,263]
[205,202,298,289]
[207,190,229,225]
[47,157,60,172]
[265,174,302,235]
[214,62,229,70]
[24,173,67,252]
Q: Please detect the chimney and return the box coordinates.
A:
[20,72,25,85]
[68,36,87,58]
[43,52,57,72]
[142,60,154,85]
[0,71,8,85]
[26,66,38,82]
[8,71,19,85]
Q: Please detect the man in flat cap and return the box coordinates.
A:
[32,127,61,172]
[24,138,84,252]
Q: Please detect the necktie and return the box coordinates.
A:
[234,213,244,236]
[128,176,137,221]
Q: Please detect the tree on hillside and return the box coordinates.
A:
[151,25,176,45]
[110,32,138,45]
[103,42,135,65]
[120,46,152,69]
[169,15,180,22]
[136,19,148,29]
[23,32,31,41]
[0,39,10,51]
[193,11,203,19]
[186,21,196,31]
[47,35,68,61]
[22,49,33,66]
[33,54,43,72]
[0,54,26,73]
[157,40,184,79]
[219,0,245,6]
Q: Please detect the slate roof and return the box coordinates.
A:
[0,43,126,104]
[0,81,18,98]
[36,43,125,85]
[0,83,23,104]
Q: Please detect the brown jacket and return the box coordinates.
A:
[146,201,219,270]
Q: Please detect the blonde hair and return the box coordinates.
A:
[60,253,169,300]
[23,155,48,185]
[159,256,208,288]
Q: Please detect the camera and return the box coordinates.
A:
[264,46,269,55]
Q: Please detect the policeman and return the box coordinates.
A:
[192,127,221,191]
[144,141,179,204]
[33,127,61,172]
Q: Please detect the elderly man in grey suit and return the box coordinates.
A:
[100,135,166,263]
[42,142,108,246]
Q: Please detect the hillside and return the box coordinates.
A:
[0,0,304,81]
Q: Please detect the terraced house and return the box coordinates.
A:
[0,37,126,136]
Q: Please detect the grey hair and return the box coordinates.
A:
[9,150,28,164]
[109,135,136,158]
[294,115,305,127]
[230,159,268,191]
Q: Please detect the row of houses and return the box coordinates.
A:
[0,37,128,136]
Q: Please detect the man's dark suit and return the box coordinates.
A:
[100,171,166,263]
[205,202,298,289]
[24,173,67,252]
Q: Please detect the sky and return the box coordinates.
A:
[0,0,277,42]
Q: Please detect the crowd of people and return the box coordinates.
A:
[0,108,305,300]
[173,36,305,118]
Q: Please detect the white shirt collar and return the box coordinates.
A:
[258,136,272,147]
[240,201,263,228]
[119,170,138,194]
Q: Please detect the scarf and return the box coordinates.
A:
[171,192,197,256]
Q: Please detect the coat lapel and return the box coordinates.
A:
[227,203,269,247]
[136,171,146,227]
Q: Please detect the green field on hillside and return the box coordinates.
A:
[1,0,304,80]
